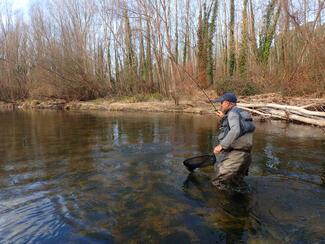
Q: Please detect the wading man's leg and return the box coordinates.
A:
[212,150,251,189]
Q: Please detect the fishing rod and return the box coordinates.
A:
[167,51,218,112]
[176,64,218,111]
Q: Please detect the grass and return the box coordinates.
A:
[91,93,168,104]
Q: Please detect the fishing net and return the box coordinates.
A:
[183,154,216,172]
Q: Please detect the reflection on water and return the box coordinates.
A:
[0,110,324,243]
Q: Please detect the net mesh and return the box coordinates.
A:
[183,154,216,172]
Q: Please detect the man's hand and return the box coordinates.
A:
[215,110,224,119]
[214,144,223,154]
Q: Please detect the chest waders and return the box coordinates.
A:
[183,107,255,172]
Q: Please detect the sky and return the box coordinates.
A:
[11,0,30,11]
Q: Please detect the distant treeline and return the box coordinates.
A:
[0,0,324,102]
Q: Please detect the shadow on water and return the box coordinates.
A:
[183,173,256,243]
[322,163,325,186]
[0,110,324,243]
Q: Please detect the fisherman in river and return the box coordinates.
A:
[211,92,255,190]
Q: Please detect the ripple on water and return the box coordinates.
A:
[0,111,324,243]
[0,196,64,243]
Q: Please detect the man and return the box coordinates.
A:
[212,92,255,190]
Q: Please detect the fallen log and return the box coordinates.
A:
[301,102,325,112]
[237,102,325,127]
[266,109,325,127]
[238,103,325,118]
[238,107,284,120]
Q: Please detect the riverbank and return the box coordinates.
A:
[1,93,324,126]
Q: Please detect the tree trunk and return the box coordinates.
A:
[239,0,248,77]
[228,0,236,76]
[183,0,190,65]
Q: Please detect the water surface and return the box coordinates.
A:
[0,110,324,243]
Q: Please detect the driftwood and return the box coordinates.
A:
[237,102,325,127]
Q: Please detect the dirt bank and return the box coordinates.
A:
[1,93,324,126]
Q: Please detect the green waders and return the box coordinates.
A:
[212,149,251,189]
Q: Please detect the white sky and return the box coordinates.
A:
[11,0,30,11]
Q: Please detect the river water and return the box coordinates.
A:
[0,110,324,243]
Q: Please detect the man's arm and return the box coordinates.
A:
[219,111,241,150]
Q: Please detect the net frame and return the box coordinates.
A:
[183,154,216,172]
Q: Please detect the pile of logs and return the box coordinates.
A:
[238,102,325,127]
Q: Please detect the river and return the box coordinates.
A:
[0,110,324,243]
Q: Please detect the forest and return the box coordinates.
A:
[0,0,324,102]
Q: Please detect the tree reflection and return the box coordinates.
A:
[321,163,325,186]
